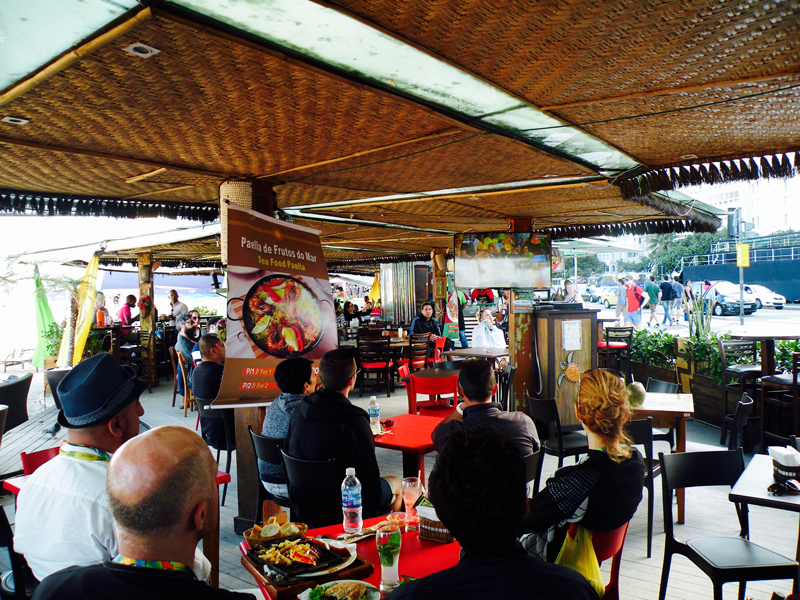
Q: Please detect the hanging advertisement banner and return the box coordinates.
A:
[215,206,337,403]
[444,291,460,340]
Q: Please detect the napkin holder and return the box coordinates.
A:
[773,460,800,483]
[416,501,454,544]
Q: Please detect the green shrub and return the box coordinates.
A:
[630,328,677,369]
[43,321,65,357]
[191,306,218,315]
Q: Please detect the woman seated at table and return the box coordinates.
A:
[470,309,506,348]
[518,368,644,562]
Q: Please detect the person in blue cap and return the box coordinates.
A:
[14,353,147,582]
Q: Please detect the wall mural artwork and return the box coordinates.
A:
[558,350,581,388]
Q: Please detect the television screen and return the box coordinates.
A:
[454,232,551,289]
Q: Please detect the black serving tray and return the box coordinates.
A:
[246,536,346,580]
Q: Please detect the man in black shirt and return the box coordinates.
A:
[192,334,232,451]
[432,359,539,457]
[387,428,595,600]
[659,275,674,326]
[409,302,454,352]
[32,427,254,600]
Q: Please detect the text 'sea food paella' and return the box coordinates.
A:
[244,275,324,357]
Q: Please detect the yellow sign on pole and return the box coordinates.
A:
[736,243,750,267]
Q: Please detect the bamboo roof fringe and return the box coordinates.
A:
[618,152,800,202]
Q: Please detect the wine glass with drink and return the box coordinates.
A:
[401,477,423,532]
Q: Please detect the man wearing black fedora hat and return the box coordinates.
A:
[14,353,147,582]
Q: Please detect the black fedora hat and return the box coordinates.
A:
[57,353,146,428]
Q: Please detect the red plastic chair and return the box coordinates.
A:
[408,372,458,418]
[565,521,630,600]
[432,336,447,363]
[20,447,60,475]
[398,364,414,411]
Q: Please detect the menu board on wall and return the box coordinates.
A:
[215,206,337,404]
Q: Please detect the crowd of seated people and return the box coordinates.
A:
[14,320,643,598]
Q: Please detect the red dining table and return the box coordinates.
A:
[310,516,461,588]
[373,414,442,485]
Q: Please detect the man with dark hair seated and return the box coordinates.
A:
[193,334,233,451]
[259,357,317,500]
[387,428,595,600]
[283,349,402,527]
[32,427,255,600]
[432,359,538,457]
[409,302,454,353]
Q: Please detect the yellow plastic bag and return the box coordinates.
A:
[555,526,605,598]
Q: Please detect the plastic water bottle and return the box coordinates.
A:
[342,468,363,533]
[368,396,380,435]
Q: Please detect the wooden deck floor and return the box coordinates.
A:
[1,364,798,599]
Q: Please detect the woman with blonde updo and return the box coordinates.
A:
[518,369,644,561]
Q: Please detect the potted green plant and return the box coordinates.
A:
[629,328,678,383]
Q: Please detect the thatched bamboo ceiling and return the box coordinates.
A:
[4,0,797,265]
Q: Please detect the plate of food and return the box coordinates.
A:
[248,537,343,579]
[231,274,326,357]
[298,580,380,600]
[244,518,307,549]
[297,539,357,578]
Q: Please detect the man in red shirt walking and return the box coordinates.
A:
[624,276,648,331]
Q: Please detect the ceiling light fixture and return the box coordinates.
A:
[2,116,29,125]
[123,43,161,58]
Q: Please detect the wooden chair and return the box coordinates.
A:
[247,426,291,524]
[168,347,180,407]
[564,522,630,600]
[20,447,59,475]
[176,353,195,417]
[625,417,659,558]
[524,391,588,494]
[0,374,32,432]
[719,339,762,446]
[396,334,429,374]
[409,372,458,418]
[356,337,394,398]
[658,449,799,600]
[761,352,800,449]
[195,400,234,505]
[597,327,633,383]
[280,450,338,528]
[126,330,152,394]
[646,377,679,450]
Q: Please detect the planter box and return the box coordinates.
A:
[631,362,676,387]
[690,373,726,426]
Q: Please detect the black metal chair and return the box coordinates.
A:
[719,339,762,446]
[727,394,754,451]
[522,450,541,498]
[247,426,291,524]
[761,352,800,450]
[658,449,799,600]
[524,391,589,495]
[625,416,659,558]
[195,400,234,506]
[0,502,37,599]
[646,377,679,450]
[280,450,339,528]
[597,327,633,383]
[496,363,517,411]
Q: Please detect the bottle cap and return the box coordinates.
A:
[345,467,355,476]
[370,396,377,402]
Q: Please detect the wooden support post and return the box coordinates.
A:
[137,252,158,387]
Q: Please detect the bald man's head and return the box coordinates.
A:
[107,427,216,537]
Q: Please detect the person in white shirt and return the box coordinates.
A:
[470,309,506,348]
[169,289,189,320]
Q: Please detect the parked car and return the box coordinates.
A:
[599,286,621,308]
[692,280,757,316]
[743,284,785,310]
[589,283,617,303]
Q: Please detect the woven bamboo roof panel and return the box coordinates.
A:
[0,144,220,204]
[329,0,800,166]
[279,133,592,193]
[554,76,800,167]
[330,0,800,106]
[276,183,395,209]
[1,14,460,179]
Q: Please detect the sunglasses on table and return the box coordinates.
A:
[768,479,800,496]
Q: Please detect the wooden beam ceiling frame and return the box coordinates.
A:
[150,7,619,175]
[0,136,232,180]
[0,8,154,107]
[323,234,452,245]
[282,209,454,235]
[295,179,607,212]
[258,128,464,180]
[539,69,800,112]
[121,184,201,200]
[309,0,640,172]
[125,168,168,183]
